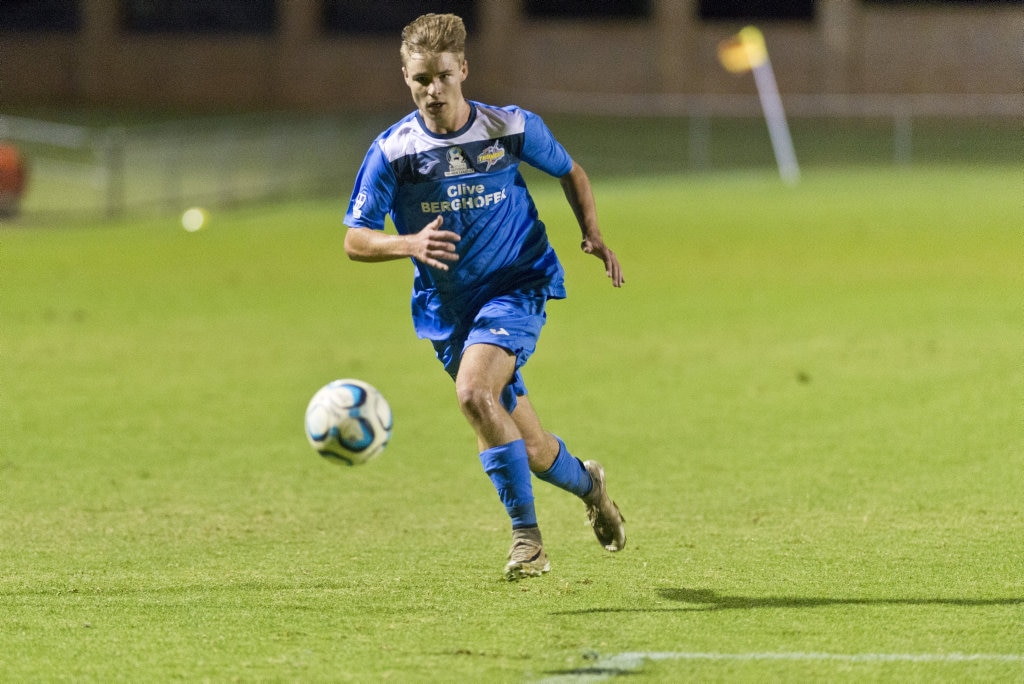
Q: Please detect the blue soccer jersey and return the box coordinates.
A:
[344,101,573,341]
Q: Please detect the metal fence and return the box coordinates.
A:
[525,91,1024,168]
[0,112,387,222]
[2,94,1021,223]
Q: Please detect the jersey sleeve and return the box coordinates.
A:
[519,110,574,178]
[344,140,397,230]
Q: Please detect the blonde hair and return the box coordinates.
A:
[400,13,466,64]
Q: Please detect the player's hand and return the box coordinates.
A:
[411,216,460,271]
[581,237,624,287]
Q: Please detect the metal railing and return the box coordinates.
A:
[523,91,1024,165]
[0,113,382,221]
[2,94,1021,221]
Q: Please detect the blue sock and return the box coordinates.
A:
[535,436,593,498]
[479,440,537,530]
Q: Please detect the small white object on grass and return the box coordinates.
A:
[181,207,207,232]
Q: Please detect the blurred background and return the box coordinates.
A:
[1,0,1021,222]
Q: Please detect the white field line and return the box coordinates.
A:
[536,651,1024,683]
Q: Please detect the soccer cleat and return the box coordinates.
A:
[583,460,626,551]
[503,527,550,581]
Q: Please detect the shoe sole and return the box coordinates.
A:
[504,560,551,581]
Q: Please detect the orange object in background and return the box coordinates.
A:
[0,143,28,217]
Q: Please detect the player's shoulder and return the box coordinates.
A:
[373,111,436,162]
[472,102,558,146]
[470,101,533,133]
[376,111,421,142]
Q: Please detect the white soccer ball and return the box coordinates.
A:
[304,379,392,466]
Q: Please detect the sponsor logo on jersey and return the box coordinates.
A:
[443,147,473,177]
[420,183,508,214]
[476,141,506,170]
[352,190,368,219]
[417,159,441,175]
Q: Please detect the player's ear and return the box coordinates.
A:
[460,59,468,81]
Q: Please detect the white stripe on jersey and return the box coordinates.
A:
[377,103,527,162]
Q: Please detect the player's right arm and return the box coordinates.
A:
[344,137,460,271]
[344,216,461,271]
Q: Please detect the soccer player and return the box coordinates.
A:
[342,13,625,580]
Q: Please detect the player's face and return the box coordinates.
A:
[402,51,469,134]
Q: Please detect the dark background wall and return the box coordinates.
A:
[1,0,1021,112]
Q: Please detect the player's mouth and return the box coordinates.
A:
[426,101,445,115]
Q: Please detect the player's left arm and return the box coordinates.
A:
[559,161,624,287]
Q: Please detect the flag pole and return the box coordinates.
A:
[751,52,800,184]
[719,27,800,185]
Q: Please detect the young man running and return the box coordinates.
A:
[343,13,625,580]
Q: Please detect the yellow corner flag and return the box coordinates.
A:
[717,26,768,74]
[716,26,800,184]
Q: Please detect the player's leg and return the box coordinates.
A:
[508,394,559,472]
[455,342,548,579]
[512,384,627,552]
[454,342,521,451]
[513,396,597,499]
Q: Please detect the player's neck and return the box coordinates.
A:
[426,99,471,135]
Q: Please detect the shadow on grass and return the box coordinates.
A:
[553,588,1024,615]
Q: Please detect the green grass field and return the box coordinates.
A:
[2,163,1022,681]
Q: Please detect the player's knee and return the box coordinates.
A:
[455,382,499,424]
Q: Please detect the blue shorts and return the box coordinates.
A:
[432,291,549,413]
